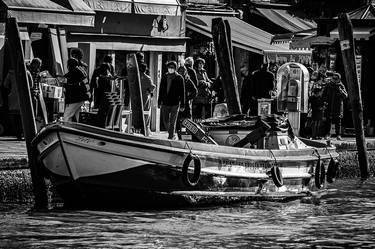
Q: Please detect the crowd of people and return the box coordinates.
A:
[2,46,349,141]
[307,65,348,140]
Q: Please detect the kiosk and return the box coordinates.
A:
[276,62,309,135]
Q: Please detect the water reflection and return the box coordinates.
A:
[1,179,374,248]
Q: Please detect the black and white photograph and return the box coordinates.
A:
[0,0,374,248]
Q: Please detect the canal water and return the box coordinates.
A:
[1,179,374,248]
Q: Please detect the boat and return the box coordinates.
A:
[32,114,339,209]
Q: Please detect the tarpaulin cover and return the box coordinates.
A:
[186,14,289,55]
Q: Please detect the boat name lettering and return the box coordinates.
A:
[182,120,198,134]
[221,160,269,168]
[76,136,94,143]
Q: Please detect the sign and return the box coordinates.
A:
[355,55,362,85]
[30,32,42,41]
[264,51,312,66]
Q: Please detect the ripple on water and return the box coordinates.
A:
[0,179,375,248]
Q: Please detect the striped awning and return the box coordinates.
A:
[186,14,289,54]
[2,0,95,26]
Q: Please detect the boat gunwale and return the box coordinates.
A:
[33,122,338,161]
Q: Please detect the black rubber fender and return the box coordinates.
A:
[270,166,283,187]
[315,159,326,189]
[182,154,201,187]
[327,158,339,183]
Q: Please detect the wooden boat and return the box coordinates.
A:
[32,117,339,209]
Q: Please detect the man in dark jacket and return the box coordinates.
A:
[158,61,185,139]
[176,64,198,139]
[323,72,348,140]
[63,58,91,122]
[248,63,275,116]
[185,57,198,88]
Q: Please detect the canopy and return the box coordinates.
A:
[255,8,316,33]
[186,14,289,54]
[330,27,375,40]
[2,0,95,26]
[133,0,181,16]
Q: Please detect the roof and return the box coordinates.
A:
[186,14,289,54]
[254,8,316,33]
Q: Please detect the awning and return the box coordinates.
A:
[330,27,375,40]
[186,14,289,55]
[68,32,186,52]
[82,0,131,13]
[254,8,316,33]
[2,0,95,26]
[134,0,181,16]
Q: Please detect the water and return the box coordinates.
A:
[1,179,375,249]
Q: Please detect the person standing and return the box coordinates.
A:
[176,62,197,139]
[158,61,185,140]
[323,72,348,140]
[90,63,113,109]
[139,63,156,135]
[309,86,325,139]
[248,63,275,116]
[193,57,212,119]
[240,63,252,115]
[185,57,198,88]
[63,58,91,122]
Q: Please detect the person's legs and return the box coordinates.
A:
[168,105,179,139]
[324,117,332,138]
[74,101,85,122]
[311,120,318,139]
[161,105,170,133]
[334,117,342,139]
[176,111,182,140]
[9,111,23,140]
[64,102,83,122]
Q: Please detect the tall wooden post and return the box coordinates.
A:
[6,18,48,209]
[338,13,369,179]
[212,18,242,115]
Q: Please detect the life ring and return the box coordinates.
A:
[314,159,326,189]
[270,166,283,187]
[182,154,201,187]
[327,158,339,183]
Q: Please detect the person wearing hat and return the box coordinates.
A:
[193,57,212,119]
[158,61,185,139]
[323,72,348,140]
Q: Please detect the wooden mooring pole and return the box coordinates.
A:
[6,18,48,209]
[338,13,370,180]
[212,18,242,115]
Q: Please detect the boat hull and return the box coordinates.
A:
[34,122,338,208]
